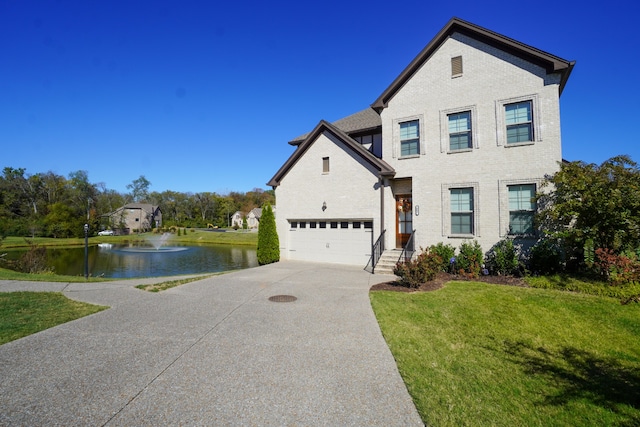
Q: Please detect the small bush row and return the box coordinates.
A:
[394,237,640,288]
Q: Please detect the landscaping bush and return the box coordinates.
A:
[528,239,564,275]
[13,243,53,274]
[455,240,483,278]
[485,239,520,276]
[393,248,443,288]
[595,248,640,285]
[428,242,456,272]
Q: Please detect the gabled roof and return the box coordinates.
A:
[289,107,382,145]
[248,207,262,218]
[120,203,160,213]
[371,17,575,111]
[268,120,395,188]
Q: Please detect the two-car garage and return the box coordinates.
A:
[287,219,373,265]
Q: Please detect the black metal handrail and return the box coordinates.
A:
[370,229,386,273]
[398,229,416,264]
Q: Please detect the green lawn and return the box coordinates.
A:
[370,282,640,426]
[0,292,108,345]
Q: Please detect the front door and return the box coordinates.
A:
[396,196,412,248]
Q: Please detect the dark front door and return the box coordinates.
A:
[396,196,412,248]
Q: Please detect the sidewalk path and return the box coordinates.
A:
[0,261,423,426]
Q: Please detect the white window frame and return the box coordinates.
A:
[440,105,478,153]
[441,182,480,237]
[495,94,541,147]
[393,114,424,159]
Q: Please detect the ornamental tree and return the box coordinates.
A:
[257,202,279,265]
[537,155,640,266]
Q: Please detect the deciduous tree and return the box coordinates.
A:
[537,155,640,266]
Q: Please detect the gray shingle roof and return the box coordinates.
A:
[289,107,381,145]
[269,120,394,188]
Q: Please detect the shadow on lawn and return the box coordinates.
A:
[503,340,640,426]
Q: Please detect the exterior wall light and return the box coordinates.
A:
[322,201,327,211]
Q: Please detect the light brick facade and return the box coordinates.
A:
[269,18,574,266]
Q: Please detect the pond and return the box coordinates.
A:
[4,244,258,279]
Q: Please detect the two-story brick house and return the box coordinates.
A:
[268,17,574,268]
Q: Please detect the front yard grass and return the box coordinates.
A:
[370,281,640,426]
[0,292,107,345]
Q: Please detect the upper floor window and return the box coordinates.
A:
[508,184,536,235]
[448,111,472,151]
[505,101,533,144]
[400,120,420,157]
[451,188,474,235]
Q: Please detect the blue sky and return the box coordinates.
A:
[1,0,638,195]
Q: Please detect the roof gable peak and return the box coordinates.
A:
[371,17,575,111]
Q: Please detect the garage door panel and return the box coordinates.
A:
[289,221,372,266]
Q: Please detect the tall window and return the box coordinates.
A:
[505,101,533,143]
[448,111,472,150]
[400,120,419,156]
[451,188,473,234]
[508,184,536,234]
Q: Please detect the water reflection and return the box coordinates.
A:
[40,244,258,278]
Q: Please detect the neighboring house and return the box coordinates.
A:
[231,211,244,228]
[247,208,261,229]
[268,17,574,268]
[107,203,162,234]
[247,206,277,229]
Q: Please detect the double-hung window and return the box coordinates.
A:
[400,120,419,156]
[448,111,472,150]
[451,188,474,235]
[505,101,533,144]
[508,184,536,235]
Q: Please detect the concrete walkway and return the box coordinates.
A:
[0,261,423,426]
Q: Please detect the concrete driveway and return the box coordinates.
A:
[0,261,423,426]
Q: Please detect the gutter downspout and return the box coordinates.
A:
[379,177,385,245]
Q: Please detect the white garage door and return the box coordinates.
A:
[288,220,373,265]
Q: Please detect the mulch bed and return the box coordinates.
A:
[370,271,527,292]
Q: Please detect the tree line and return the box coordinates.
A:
[0,168,275,238]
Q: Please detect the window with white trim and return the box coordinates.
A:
[399,120,419,157]
[448,111,472,151]
[508,184,536,235]
[451,188,474,235]
[505,101,533,144]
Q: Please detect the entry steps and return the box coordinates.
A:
[373,249,406,275]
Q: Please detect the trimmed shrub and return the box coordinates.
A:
[429,242,456,272]
[257,203,279,265]
[485,239,520,276]
[529,239,564,275]
[456,240,483,278]
[393,248,443,288]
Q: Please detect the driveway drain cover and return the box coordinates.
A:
[268,295,297,302]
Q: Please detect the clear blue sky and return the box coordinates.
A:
[2,0,638,195]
